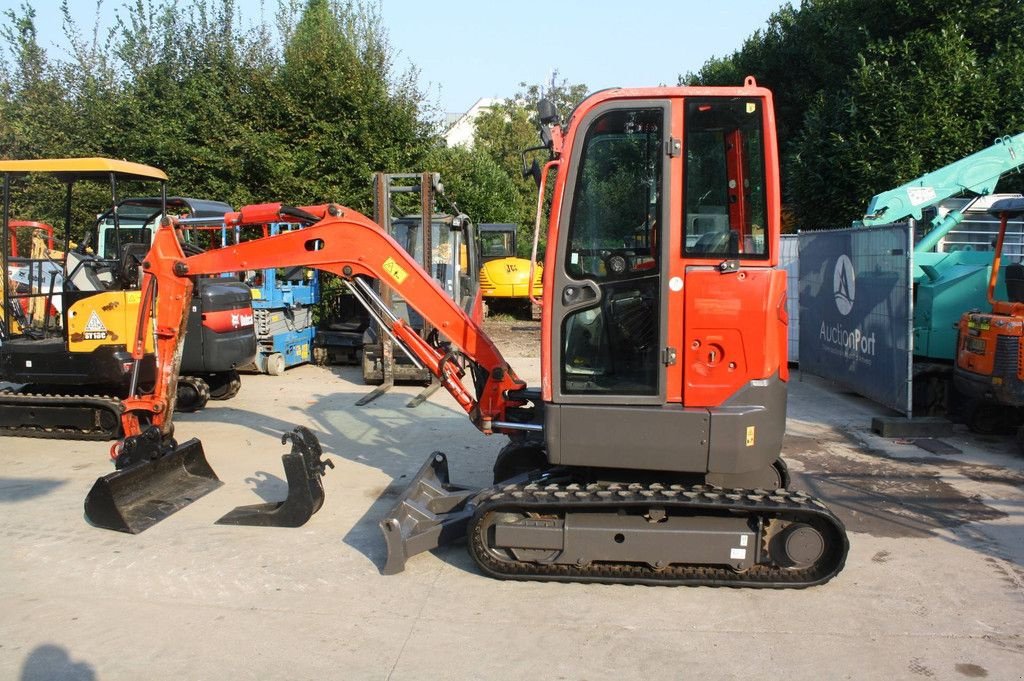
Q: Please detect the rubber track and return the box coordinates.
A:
[207,373,241,401]
[468,482,849,588]
[0,389,123,440]
[175,376,210,413]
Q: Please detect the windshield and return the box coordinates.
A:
[565,108,662,281]
[480,230,515,259]
[96,204,160,259]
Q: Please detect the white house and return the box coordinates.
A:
[443,97,499,148]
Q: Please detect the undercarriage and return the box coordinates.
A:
[380,451,848,588]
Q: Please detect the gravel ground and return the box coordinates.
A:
[481,313,541,357]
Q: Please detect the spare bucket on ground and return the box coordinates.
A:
[216,426,333,527]
[84,428,222,534]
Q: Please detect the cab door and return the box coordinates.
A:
[544,100,709,472]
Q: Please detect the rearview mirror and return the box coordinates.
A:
[537,98,559,126]
[525,159,542,189]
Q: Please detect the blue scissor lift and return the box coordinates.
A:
[242,222,319,375]
[181,219,321,375]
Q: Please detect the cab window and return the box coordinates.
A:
[683,98,768,259]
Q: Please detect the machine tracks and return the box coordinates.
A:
[0,389,123,440]
[468,481,849,588]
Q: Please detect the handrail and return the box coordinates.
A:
[529,160,559,306]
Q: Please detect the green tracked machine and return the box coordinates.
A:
[855,133,1024,414]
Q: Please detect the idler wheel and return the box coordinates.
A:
[98,409,119,431]
[773,523,825,568]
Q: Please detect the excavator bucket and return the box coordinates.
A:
[216,426,334,527]
[379,452,478,575]
[84,429,222,534]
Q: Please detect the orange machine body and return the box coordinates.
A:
[955,199,1024,408]
[540,81,786,407]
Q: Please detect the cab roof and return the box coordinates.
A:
[0,158,167,182]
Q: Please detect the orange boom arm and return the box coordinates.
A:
[120,203,525,442]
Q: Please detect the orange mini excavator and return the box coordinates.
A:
[84,79,848,587]
[954,197,1024,441]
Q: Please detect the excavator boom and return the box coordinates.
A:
[860,132,1024,229]
[120,203,525,443]
[88,201,527,533]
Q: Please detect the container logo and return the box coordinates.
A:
[833,255,855,316]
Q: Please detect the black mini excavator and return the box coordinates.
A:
[87,80,849,587]
[0,160,255,439]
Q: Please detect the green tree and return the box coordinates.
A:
[684,0,1024,227]
[0,0,437,221]
[275,0,432,210]
[425,144,522,226]
[0,3,91,232]
[0,3,75,159]
[470,74,588,255]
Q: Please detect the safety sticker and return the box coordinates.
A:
[745,426,756,447]
[730,548,747,560]
[908,186,937,206]
[382,257,409,285]
[84,311,108,340]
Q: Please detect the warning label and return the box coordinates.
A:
[382,257,409,285]
[84,311,108,341]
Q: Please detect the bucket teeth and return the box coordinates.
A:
[216,426,333,528]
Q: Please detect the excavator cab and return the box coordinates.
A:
[540,88,784,484]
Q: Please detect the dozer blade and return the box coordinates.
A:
[379,452,478,575]
[84,435,223,534]
[216,426,334,528]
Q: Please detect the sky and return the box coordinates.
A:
[1,0,788,114]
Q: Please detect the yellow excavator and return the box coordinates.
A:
[478,223,543,317]
[0,158,255,438]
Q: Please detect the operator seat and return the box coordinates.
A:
[118,243,150,288]
[692,226,738,256]
[65,250,112,291]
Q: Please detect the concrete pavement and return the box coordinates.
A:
[1,361,1022,680]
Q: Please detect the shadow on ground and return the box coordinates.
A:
[0,477,68,503]
[19,644,95,681]
[181,364,1024,576]
[181,373,497,575]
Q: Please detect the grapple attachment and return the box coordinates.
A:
[216,426,333,527]
[379,452,478,575]
[84,427,223,534]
